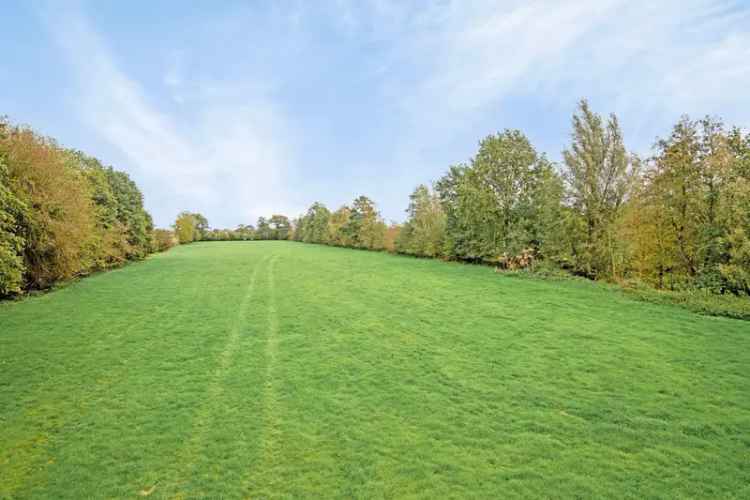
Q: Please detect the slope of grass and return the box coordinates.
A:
[1,241,748,498]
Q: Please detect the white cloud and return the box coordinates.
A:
[330,0,750,137]
[408,0,619,114]
[42,5,299,228]
[338,0,750,147]
[309,0,750,221]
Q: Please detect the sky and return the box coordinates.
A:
[2,1,750,228]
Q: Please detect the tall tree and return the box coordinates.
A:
[327,206,352,247]
[637,117,749,292]
[235,224,255,240]
[562,99,636,278]
[471,130,562,262]
[396,184,446,257]
[347,196,385,249]
[174,212,198,244]
[255,217,271,240]
[435,164,471,259]
[301,202,331,244]
[191,213,209,241]
[434,132,563,265]
[719,127,750,294]
[269,214,291,240]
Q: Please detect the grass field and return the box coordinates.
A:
[1,241,748,498]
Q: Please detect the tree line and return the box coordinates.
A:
[401,101,749,295]
[3,98,749,298]
[195,100,750,296]
[185,196,392,251]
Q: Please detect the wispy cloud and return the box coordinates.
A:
[41,4,299,227]
[373,0,750,146]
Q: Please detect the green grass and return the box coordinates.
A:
[1,241,748,498]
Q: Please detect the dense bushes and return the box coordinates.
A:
[0,156,26,294]
[0,118,159,296]
[151,229,178,252]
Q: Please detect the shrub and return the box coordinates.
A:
[151,229,178,253]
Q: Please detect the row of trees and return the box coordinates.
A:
[0,118,158,296]
[393,101,749,295]
[172,214,293,243]
[291,196,388,249]
[175,200,390,252]
[242,100,746,296]
[625,119,750,293]
[31,96,737,298]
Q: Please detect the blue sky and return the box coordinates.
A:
[2,1,749,228]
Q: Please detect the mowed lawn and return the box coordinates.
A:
[1,242,749,498]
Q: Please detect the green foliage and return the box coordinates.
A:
[2,123,96,289]
[430,131,564,267]
[234,224,256,241]
[199,215,289,242]
[620,281,750,320]
[346,196,385,249]
[293,197,387,250]
[255,216,272,240]
[282,102,747,303]
[720,229,750,295]
[718,128,750,294]
[562,99,637,279]
[268,214,291,240]
[192,213,209,241]
[0,156,27,294]
[435,164,472,258]
[174,211,198,244]
[327,206,352,246]
[296,202,330,244]
[0,118,156,296]
[395,184,445,257]
[627,118,750,294]
[104,169,153,257]
[150,228,177,252]
[74,152,154,265]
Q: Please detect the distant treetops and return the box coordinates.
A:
[2,99,749,298]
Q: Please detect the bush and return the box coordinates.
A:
[620,285,750,321]
[0,157,27,294]
[151,229,177,253]
[0,118,155,296]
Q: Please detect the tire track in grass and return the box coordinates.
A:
[241,255,283,497]
[168,255,268,496]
